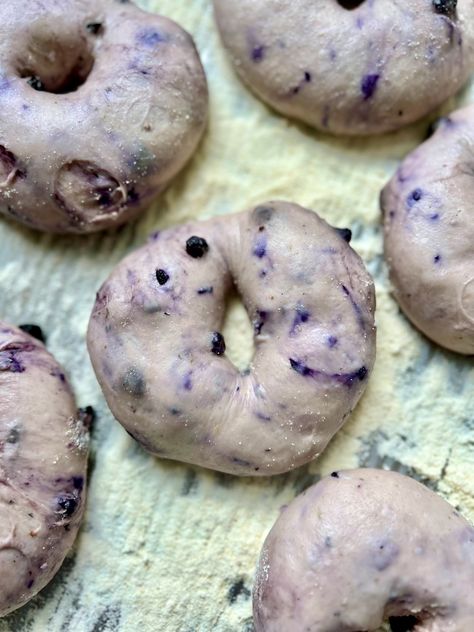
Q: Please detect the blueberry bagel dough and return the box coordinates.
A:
[253,469,474,632]
[0,0,208,234]
[0,323,90,616]
[87,201,376,476]
[382,105,474,355]
[213,0,474,136]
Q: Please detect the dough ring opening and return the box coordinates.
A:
[336,0,366,10]
[15,25,95,94]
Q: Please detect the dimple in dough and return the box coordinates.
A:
[0,0,208,233]
[213,0,474,135]
[253,468,474,632]
[87,201,376,476]
[382,104,474,355]
[0,323,90,616]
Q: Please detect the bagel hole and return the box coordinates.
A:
[336,0,366,9]
[389,616,419,631]
[222,287,254,372]
[17,31,94,94]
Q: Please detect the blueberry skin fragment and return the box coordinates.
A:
[19,324,45,343]
[335,227,352,243]
[361,74,380,100]
[186,236,209,258]
[86,22,103,35]
[211,332,226,356]
[433,0,457,16]
[56,495,78,518]
[156,269,169,285]
[27,76,45,91]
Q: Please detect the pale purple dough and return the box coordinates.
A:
[213,0,474,135]
[382,104,474,355]
[254,469,474,631]
[0,323,90,616]
[0,0,208,233]
[87,202,376,476]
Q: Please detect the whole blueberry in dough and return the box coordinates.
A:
[254,469,474,631]
[87,201,376,476]
[382,105,474,355]
[213,0,474,135]
[0,323,90,616]
[0,0,208,233]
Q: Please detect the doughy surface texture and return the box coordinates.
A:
[213,0,474,135]
[0,323,89,616]
[0,0,208,233]
[382,105,474,355]
[253,468,474,632]
[87,202,376,476]
[0,0,473,629]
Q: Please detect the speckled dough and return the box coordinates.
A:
[0,323,90,616]
[0,0,208,234]
[253,468,474,632]
[87,201,376,476]
[382,105,474,355]
[213,0,474,136]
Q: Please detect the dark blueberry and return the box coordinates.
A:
[432,0,457,16]
[289,358,314,377]
[327,335,338,348]
[389,616,419,632]
[86,22,103,35]
[77,406,96,428]
[56,496,78,518]
[227,579,251,604]
[331,471,339,478]
[254,206,274,223]
[72,476,84,491]
[26,579,34,589]
[335,227,352,243]
[304,71,312,82]
[197,286,213,295]
[156,269,169,285]
[361,73,380,100]
[19,324,45,343]
[122,367,146,397]
[27,76,45,91]
[356,366,368,381]
[434,254,442,264]
[6,427,20,444]
[186,236,209,258]
[211,332,226,356]
[251,46,265,62]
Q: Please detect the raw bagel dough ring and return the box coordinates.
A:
[0,0,208,233]
[253,468,474,631]
[382,105,474,355]
[87,201,376,476]
[0,323,90,616]
[213,0,474,136]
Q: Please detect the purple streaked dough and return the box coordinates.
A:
[382,104,474,355]
[87,201,376,476]
[0,0,208,233]
[253,468,474,631]
[213,0,474,135]
[0,323,90,616]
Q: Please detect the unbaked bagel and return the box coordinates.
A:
[213,0,474,135]
[0,0,208,233]
[87,201,376,476]
[0,322,90,616]
[382,105,474,355]
[253,468,474,631]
